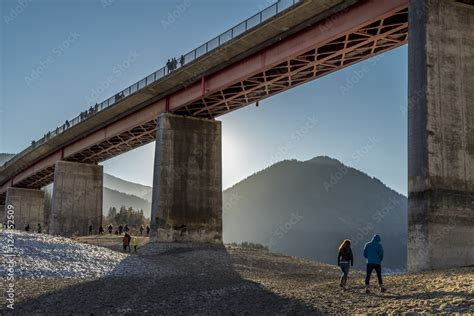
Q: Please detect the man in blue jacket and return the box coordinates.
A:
[363,234,386,293]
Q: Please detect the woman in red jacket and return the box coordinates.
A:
[337,239,354,290]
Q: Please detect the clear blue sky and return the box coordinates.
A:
[0,0,408,195]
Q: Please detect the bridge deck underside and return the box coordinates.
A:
[0,6,408,203]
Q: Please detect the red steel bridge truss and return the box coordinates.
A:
[1,4,408,202]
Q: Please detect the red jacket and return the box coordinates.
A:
[122,234,130,245]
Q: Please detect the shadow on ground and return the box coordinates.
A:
[7,242,322,315]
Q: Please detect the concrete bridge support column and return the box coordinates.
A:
[151,113,222,243]
[0,203,5,227]
[5,188,45,232]
[408,0,474,271]
[49,161,103,236]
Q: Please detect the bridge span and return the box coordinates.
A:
[1,0,473,271]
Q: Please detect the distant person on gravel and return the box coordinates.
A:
[146,225,150,236]
[25,224,30,232]
[139,225,144,236]
[119,225,123,234]
[37,223,42,234]
[337,239,353,290]
[123,233,131,252]
[124,224,129,233]
[363,234,386,293]
[88,225,93,236]
[108,224,113,234]
[99,225,104,234]
[131,236,138,253]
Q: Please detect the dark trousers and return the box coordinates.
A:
[339,262,350,285]
[365,263,383,285]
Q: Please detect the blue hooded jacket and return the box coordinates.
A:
[363,234,384,264]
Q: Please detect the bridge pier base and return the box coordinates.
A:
[49,161,103,236]
[408,0,474,271]
[151,113,222,243]
[5,187,45,232]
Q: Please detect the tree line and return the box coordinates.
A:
[106,206,149,228]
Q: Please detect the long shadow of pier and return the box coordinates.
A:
[6,242,323,315]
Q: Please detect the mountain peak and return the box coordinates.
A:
[306,156,343,166]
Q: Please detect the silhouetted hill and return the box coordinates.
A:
[223,156,407,271]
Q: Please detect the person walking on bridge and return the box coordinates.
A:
[363,234,386,293]
[172,57,177,70]
[337,239,353,290]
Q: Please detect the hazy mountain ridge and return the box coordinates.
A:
[223,156,408,270]
[1,151,407,270]
[104,173,152,201]
[103,187,151,217]
[0,150,153,217]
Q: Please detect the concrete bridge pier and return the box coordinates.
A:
[49,161,103,236]
[0,203,5,226]
[151,113,222,243]
[4,187,45,231]
[408,0,474,271]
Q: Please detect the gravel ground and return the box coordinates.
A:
[1,234,473,315]
[0,231,171,279]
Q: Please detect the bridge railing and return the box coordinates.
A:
[3,0,301,168]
